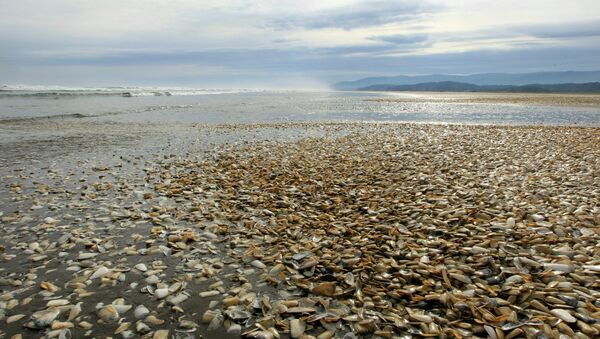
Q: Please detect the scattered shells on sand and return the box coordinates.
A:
[1,123,599,338]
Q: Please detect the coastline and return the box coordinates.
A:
[1,120,599,338]
[363,91,600,107]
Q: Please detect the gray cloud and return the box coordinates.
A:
[316,44,400,55]
[367,34,429,46]
[1,1,600,87]
[517,20,600,39]
[6,44,600,76]
[270,1,441,30]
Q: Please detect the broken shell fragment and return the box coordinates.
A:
[97,305,119,322]
[311,282,336,297]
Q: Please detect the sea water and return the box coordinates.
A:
[1,87,599,126]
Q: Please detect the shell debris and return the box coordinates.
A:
[0,122,599,338]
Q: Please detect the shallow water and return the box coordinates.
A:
[1,90,599,126]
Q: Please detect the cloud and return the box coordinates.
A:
[316,44,400,55]
[517,20,600,39]
[1,1,600,87]
[270,1,441,30]
[368,34,429,45]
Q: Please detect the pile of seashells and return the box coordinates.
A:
[153,124,600,338]
[1,123,599,338]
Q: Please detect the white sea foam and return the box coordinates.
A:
[0,85,262,97]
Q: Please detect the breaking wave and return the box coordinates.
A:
[0,85,259,98]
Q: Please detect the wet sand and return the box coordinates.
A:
[365,92,600,107]
[0,120,599,338]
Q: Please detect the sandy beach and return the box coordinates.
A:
[1,118,599,338]
[3,0,600,337]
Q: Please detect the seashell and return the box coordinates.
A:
[317,331,334,339]
[449,273,472,284]
[484,325,498,339]
[504,275,524,285]
[550,309,576,323]
[136,321,151,333]
[312,282,336,297]
[44,217,59,224]
[167,293,188,305]
[115,322,130,334]
[47,299,70,307]
[531,214,545,222]
[202,310,219,323]
[121,330,135,339]
[354,319,376,334]
[45,328,71,339]
[40,281,60,292]
[227,323,242,334]
[250,260,266,269]
[97,305,119,322]
[225,308,251,321]
[31,309,60,328]
[146,275,160,284]
[344,272,355,286]
[409,313,433,323]
[251,331,274,339]
[290,319,305,338]
[7,299,19,309]
[299,257,319,269]
[113,304,132,314]
[154,288,170,299]
[582,265,600,272]
[199,290,220,298]
[51,321,74,329]
[168,282,184,293]
[68,302,82,321]
[77,253,98,260]
[223,296,239,307]
[134,305,150,319]
[90,266,111,279]
[543,263,574,273]
[207,311,224,330]
[557,321,575,336]
[529,299,549,313]
[577,320,599,336]
[134,263,148,272]
[286,307,316,314]
[292,251,312,261]
[6,314,26,324]
[145,315,165,325]
[470,246,488,254]
[79,321,93,329]
[152,329,169,339]
[179,319,198,329]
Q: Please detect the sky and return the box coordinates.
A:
[1,0,600,88]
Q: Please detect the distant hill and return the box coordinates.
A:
[358,81,600,93]
[334,71,600,90]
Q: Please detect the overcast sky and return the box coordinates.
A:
[1,0,599,88]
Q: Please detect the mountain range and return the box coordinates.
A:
[333,71,600,91]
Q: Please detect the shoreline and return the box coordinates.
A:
[362,91,600,108]
[1,121,599,338]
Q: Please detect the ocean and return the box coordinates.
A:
[1,86,600,126]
